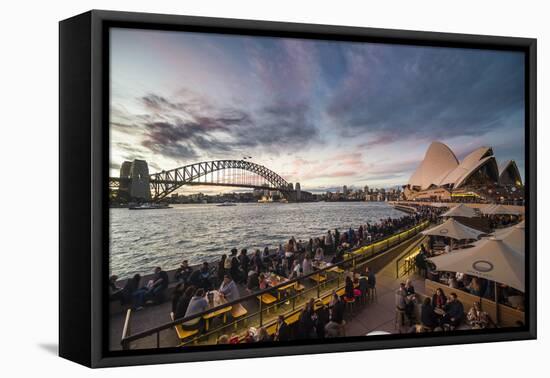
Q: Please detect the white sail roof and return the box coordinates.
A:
[408,142,458,190]
[408,143,503,190]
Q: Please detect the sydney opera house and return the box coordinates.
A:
[404,142,523,202]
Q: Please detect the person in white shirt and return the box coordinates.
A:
[219,275,239,302]
[302,254,313,275]
[314,247,324,261]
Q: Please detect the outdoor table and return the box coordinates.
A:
[265,272,287,287]
[312,260,329,270]
[203,290,232,331]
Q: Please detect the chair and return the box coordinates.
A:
[231,303,248,329]
[170,312,199,344]
[343,296,356,317]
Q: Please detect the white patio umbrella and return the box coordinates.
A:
[422,218,483,241]
[492,221,525,254]
[428,237,525,292]
[481,204,521,216]
[440,204,478,218]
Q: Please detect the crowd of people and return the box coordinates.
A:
[216,265,377,344]
[395,281,489,332]
[108,210,435,346]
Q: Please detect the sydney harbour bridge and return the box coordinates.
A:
[109,159,310,202]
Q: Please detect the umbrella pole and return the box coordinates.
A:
[494,281,500,325]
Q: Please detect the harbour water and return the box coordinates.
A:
[109,201,404,278]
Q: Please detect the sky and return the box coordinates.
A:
[109,27,525,194]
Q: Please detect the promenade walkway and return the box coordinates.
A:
[346,252,425,335]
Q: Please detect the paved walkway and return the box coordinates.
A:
[346,254,425,335]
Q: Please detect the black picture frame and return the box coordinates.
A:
[59,9,537,368]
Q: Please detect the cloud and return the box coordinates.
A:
[326,45,525,143]
[109,90,321,164]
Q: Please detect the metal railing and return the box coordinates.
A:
[395,236,428,278]
[120,220,430,349]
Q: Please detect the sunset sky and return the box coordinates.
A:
[109,28,525,193]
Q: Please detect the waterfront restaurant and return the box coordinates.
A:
[109,197,525,350]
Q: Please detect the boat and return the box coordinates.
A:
[217,202,237,207]
[258,197,273,203]
[128,203,172,210]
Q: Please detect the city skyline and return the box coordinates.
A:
[110,28,525,193]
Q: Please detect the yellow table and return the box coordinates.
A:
[203,291,233,331]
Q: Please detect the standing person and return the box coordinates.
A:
[230,248,241,284]
[334,229,340,248]
[326,230,334,254]
[262,246,270,262]
[239,249,250,282]
[330,292,345,325]
[289,259,302,279]
[298,299,316,339]
[219,274,240,302]
[217,254,227,286]
[366,267,376,300]
[358,225,364,242]
[395,283,413,325]
[274,315,290,341]
[315,303,329,338]
[253,249,264,272]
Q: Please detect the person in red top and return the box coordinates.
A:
[432,287,447,309]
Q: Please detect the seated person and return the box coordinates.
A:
[314,247,324,261]
[467,301,489,329]
[147,267,169,303]
[246,270,259,292]
[219,274,239,302]
[182,288,208,331]
[174,285,196,320]
[358,274,368,298]
[189,262,212,291]
[174,260,193,284]
[344,276,355,300]
[442,292,464,329]
[258,273,270,290]
[109,275,123,301]
[431,288,447,310]
[420,297,437,329]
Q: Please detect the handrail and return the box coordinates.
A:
[395,235,427,278]
[120,220,430,348]
[121,309,132,341]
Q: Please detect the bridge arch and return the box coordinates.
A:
[149,160,292,200]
